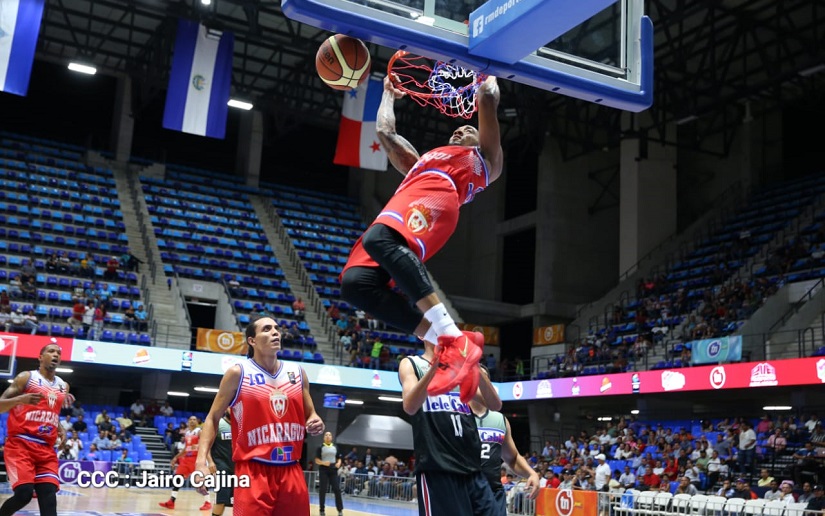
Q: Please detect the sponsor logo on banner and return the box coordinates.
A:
[600,377,612,393]
[316,366,343,386]
[536,379,553,398]
[571,379,580,396]
[83,345,96,361]
[534,324,565,345]
[216,332,236,351]
[661,370,686,391]
[709,366,726,389]
[133,349,151,364]
[631,373,641,393]
[371,373,382,387]
[556,489,575,516]
[512,382,523,399]
[750,362,778,387]
[817,359,825,383]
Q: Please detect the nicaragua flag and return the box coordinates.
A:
[0,0,45,97]
[334,77,388,171]
[163,19,234,139]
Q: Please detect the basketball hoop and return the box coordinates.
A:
[387,50,487,119]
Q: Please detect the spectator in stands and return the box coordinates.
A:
[227,278,242,297]
[58,442,77,460]
[78,257,95,279]
[798,482,815,504]
[807,484,825,512]
[19,278,35,301]
[91,430,111,450]
[68,299,85,329]
[108,433,122,451]
[134,305,148,332]
[778,480,796,505]
[792,442,819,485]
[121,250,142,273]
[327,303,340,322]
[767,427,788,456]
[60,414,74,433]
[45,254,58,273]
[98,415,114,436]
[641,465,660,491]
[130,399,145,424]
[22,309,38,335]
[676,476,698,496]
[66,431,83,457]
[717,478,734,498]
[82,302,95,334]
[340,330,352,353]
[160,401,174,417]
[0,306,10,332]
[116,412,135,436]
[57,251,71,274]
[91,304,106,341]
[369,337,383,369]
[94,410,109,425]
[619,466,636,489]
[83,444,100,461]
[811,423,825,444]
[292,297,305,320]
[758,468,775,487]
[123,304,137,331]
[104,256,119,281]
[71,401,85,418]
[730,477,753,499]
[19,260,36,285]
[115,449,133,480]
[763,479,781,501]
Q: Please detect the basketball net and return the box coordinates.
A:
[387,51,487,119]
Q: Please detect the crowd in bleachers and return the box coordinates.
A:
[509,414,825,514]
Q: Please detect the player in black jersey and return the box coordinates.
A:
[400,341,501,516]
[469,367,539,516]
[204,409,234,516]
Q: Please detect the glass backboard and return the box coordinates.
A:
[282,0,653,111]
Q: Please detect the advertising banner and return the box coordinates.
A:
[195,328,247,355]
[458,323,500,345]
[499,356,825,402]
[690,335,742,365]
[0,333,74,360]
[57,460,112,484]
[536,488,597,516]
[534,325,566,345]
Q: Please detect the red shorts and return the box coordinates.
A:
[175,457,196,477]
[233,461,308,516]
[343,175,460,275]
[5,436,59,489]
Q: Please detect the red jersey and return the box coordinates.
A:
[7,370,68,447]
[182,427,201,460]
[230,359,306,465]
[400,145,489,206]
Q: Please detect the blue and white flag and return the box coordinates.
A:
[0,0,45,97]
[163,20,234,139]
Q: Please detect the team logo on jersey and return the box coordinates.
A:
[270,390,288,419]
[47,391,57,408]
[405,204,433,234]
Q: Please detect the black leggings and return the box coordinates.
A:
[0,483,57,516]
[341,224,434,334]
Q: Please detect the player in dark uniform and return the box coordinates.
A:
[469,367,539,516]
[400,340,502,516]
[207,409,234,516]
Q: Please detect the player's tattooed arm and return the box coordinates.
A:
[377,75,420,176]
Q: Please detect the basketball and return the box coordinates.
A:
[315,34,371,91]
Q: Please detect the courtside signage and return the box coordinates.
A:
[497,356,825,402]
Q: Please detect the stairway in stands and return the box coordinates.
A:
[134,424,173,472]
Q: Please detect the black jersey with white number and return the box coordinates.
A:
[407,356,481,475]
[475,410,507,491]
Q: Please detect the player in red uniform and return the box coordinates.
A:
[0,343,71,516]
[195,316,325,516]
[340,74,503,400]
[158,415,212,511]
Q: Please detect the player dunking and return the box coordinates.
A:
[340,73,503,400]
[159,415,212,511]
[195,316,325,516]
[0,342,72,516]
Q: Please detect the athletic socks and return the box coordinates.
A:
[423,303,462,340]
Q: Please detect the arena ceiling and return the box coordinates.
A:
[36,0,825,158]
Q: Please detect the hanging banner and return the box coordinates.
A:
[690,335,743,365]
[534,324,565,345]
[457,323,500,346]
[195,328,248,355]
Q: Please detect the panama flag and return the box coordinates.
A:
[334,77,388,171]
[0,0,45,97]
[163,19,234,139]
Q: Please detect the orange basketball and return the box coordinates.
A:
[316,34,371,91]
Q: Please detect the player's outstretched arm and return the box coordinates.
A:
[478,365,502,411]
[501,417,540,499]
[302,368,325,436]
[0,371,38,413]
[196,365,240,482]
[377,74,420,176]
[399,356,437,416]
[476,76,503,183]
